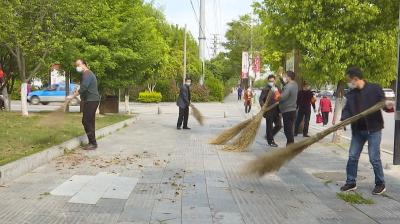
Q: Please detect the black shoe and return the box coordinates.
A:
[83,144,97,150]
[372,184,386,195]
[177,127,182,130]
[268,142,278,147]
[183,127,191,130]
[303,134,310,137]
[340,183,357,192]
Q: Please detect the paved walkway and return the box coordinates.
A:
[1,95,400,224]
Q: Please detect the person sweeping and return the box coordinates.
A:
[177,77,192,130]
[67,59,101,150]
[339,67,394,195]
[259,75,281,147]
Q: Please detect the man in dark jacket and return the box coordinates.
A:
[177,77,192,130]
[259,75,281,147]
[294,83,316,137]
[340,67,394,195]
[68,59,101,150]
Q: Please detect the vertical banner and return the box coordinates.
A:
[241,51,249,79]
[252,54,261,78]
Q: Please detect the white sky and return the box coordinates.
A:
[148,0,254,58]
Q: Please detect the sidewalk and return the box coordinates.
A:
[1,95,400,224]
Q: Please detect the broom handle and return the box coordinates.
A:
[312,101,386,141]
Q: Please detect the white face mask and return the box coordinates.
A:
[347,82,356,89]
[268,82,274,87]
[282,77,288,83]
[185,82,191,86]
[76,66,83,73]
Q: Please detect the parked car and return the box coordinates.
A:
[383,88,395,99]
[28,83,80,105]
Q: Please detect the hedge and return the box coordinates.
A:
[205,76,224,101]
[137,91,162,103]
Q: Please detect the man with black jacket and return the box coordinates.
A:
[340,67,394,195]
[176,77,191,130]
[259,75,281,147]
[294,83,316,137]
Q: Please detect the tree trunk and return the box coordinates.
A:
[20,82,28,116]
[124,90,130,114]
[331,80,346,143]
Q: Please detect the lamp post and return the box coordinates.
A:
[393,6,400,165]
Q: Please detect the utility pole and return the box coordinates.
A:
[183,25,187,84]
[199,0,206,85]
[211,34,219,57]
[394,5,400,165]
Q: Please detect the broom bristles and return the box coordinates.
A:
[245,101,386,176]
[190,104,204,126]
[223,102,279,152]
[209,91,276,146]
[209,118,253,145]
[38,99,71,128]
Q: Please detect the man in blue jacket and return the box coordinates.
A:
[340,67,394,195]
[177,77,191,130]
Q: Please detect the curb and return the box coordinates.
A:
[0,116,138,185]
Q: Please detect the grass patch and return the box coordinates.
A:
[0,112,131,165]
[336,192,374,204]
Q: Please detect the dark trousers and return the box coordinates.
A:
[177,106,189,128]
[82,101,99,146]
[282,111,296,145]
[245,104,251,113]
[265,114,282,144]
[238,94,242,100]
[322,112,329,125]
[295,109,311,136]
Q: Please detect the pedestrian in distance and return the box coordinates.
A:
[294,83,316,137]
[67,59,101,150]
[243,88,253,113]
[259,75,281,147]
[237,86,243,101]
[319,94,332,126]
[177,77,192,130]
[339,66,394,195]
[279,71,298,146]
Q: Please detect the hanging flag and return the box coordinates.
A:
[252,54,261,78]
[241,51,249,79]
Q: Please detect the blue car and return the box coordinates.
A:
[28,83,81,106]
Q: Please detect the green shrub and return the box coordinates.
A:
[190,84,209,102]
[205,76,224,101]
[155,79,178,102]
[137,91,162,103]
[253,79,267,89]
[224,77,239,97]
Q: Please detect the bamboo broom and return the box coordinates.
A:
[190,104,204,126]
[38,98,71,128]
[223,102,279,152]
[209,90,276,145]
[245,101,386,176]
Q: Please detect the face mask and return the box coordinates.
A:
[282,77,288,83]
[347,82,356,89]
[76,66,83,73]
[185,82,191,86]
[268,82,274,87]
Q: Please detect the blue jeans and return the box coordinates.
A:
[346,130,385,185]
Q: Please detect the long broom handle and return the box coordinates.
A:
[314,101,385,140]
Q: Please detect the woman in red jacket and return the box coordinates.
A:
[318,95,332,126]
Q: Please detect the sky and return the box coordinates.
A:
[148,0,255,58]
